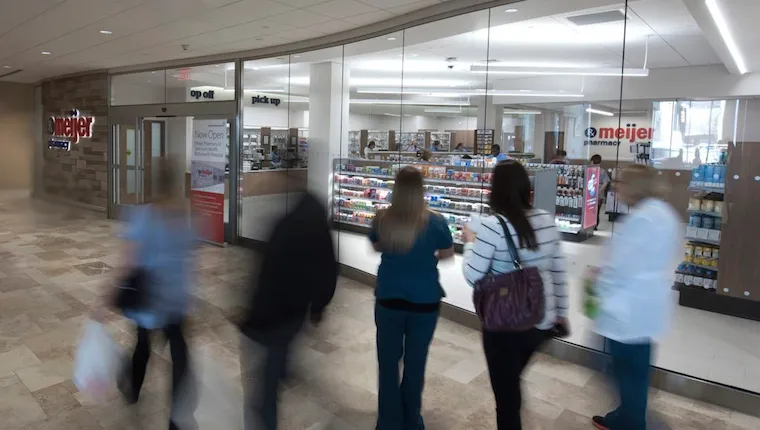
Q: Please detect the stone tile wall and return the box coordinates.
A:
[41,73,108,209]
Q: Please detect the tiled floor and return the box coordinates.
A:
[0,192,758,429]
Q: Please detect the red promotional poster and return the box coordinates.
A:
[583,166,601,230]
[190,190,225,243]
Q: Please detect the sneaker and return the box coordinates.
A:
[592,416,611,430]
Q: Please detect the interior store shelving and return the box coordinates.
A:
[332,158,557,251]
[675,164,725,295]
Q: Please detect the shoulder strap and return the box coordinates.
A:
[494,215,523,270]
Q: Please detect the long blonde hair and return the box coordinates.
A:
[376,166,428,252]
[620,164,669,205]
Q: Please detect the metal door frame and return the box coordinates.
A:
[108,101,239,242]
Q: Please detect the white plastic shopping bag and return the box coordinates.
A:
[73,319,121,401]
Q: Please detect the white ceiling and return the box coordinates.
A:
[105,0,732,109]
[719,0,760,71]
[0,0,474,83]
[4,0,751,95]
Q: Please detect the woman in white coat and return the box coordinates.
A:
[592,164,681,430]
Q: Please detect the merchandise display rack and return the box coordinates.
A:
[331,158,557,251]
[474,129,495,155]
[524,163,600,241]
[675,164,724,295]
[348,130,361,159]
[397,132,426,152]
[430,131,452,151]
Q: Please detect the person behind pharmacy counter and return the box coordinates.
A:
[362,141,377,158]
[429,140,442,152]
[270,145,281,166]
[590,164,681,430]
[590,154,611,229]
[490,144,509,162]
[549,149,568,164]
[454,142,468,152]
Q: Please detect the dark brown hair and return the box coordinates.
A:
[489,160,538,250]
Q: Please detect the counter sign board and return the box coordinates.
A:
[47,109,94,150]
[583,166,601,230]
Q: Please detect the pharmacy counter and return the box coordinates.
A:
[184,168,308,198]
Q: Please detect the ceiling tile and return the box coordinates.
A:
[171,20,292,50]
[358,0,435,9]
[306,0,378,19]
[267,9,334,27]
[0,0,141,58]
[342,10,395,25]
[199,0,243,7]
[277,27,329,42]
[194,0,295,26]
[0,0,64,39]
[305,19,359,34]
[385,0,440,15]
[275,0,332,6]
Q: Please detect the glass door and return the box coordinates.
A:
[142,119,167,204]
[110,118,141,220]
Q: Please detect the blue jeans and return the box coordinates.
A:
[605,339,652,430]
[375,304,439,430]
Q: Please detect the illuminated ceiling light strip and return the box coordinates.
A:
[503,110,542,115]
[425,108,463,114]
[351,99,469,107]
[357,88,584,98]
[586,108,615,117]
[706,0,747,74]
[470,65,649,77]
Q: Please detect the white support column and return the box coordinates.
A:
[308,61,350,210]
[475,96,503,150]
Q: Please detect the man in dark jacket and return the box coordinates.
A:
[239,191,338,430]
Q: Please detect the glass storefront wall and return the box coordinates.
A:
[111,62,236,105]
[284,0,758,396]
[104,0,760,398]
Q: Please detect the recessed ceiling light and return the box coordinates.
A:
[41,51,51,55]
[505,8,519,13]
[1,65,11,69]
[387,37,397,41]
[99,30,112,35]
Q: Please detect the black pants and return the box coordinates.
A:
[241,318,303,430]
[131,320,194,428]
[482,328,548,430]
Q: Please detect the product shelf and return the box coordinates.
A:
[337,203,481,218]
[686,236,721,247]
[688,185,725,193]
[687,209,723,218]
[678,262,719,272]
[337,171,490,188]
[427,193,489,203]
[674,282,717,293]
[334,219,373,229]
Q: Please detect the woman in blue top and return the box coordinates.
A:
[120,158,197,430]
[369,166,455,430]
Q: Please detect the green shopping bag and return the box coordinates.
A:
[583,266,601,319]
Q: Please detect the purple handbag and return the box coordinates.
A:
[473,215,546,332]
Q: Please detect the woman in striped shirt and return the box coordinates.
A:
[462,160,570,430]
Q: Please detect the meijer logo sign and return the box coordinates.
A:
[47,109,94,150]
[584,123,653,147]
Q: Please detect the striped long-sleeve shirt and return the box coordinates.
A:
[463,210,569,330]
